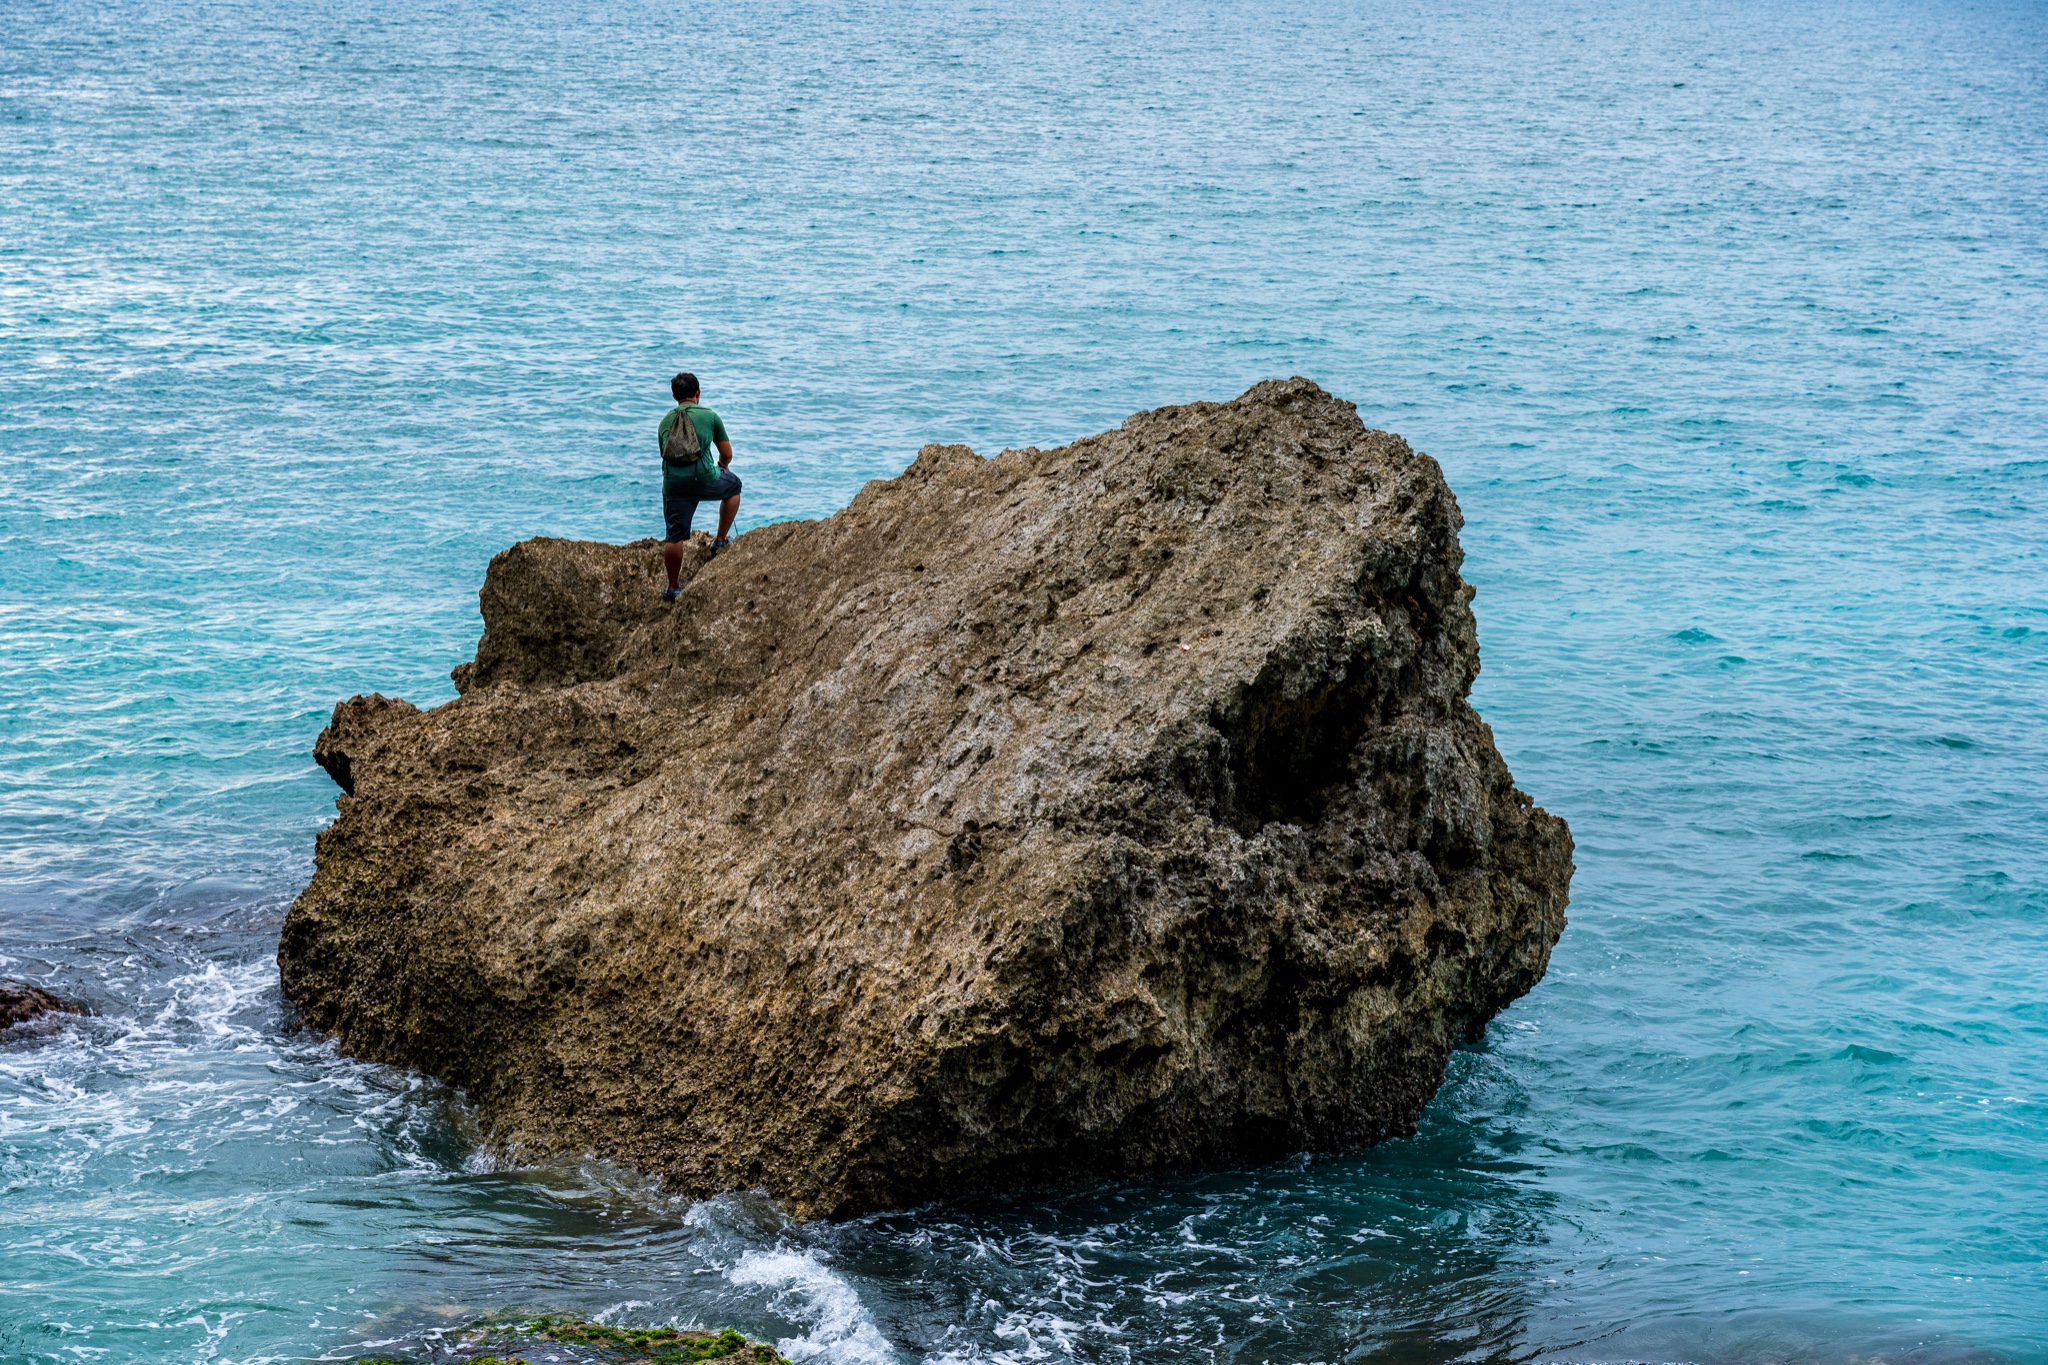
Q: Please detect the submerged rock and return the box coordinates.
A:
[353,1318,789,1364]
[1,982,83,1031]
[280,378,1571,1218]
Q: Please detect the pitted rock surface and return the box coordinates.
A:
[279,378,1572,1218]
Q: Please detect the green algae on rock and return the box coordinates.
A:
[527,1320,788,1363]
[281,379,1573,1219]
[355,1318,789,1365]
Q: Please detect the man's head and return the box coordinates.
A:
[671,372,700,403]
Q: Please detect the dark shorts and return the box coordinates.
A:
[662,469,742,542]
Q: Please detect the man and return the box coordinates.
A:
[657,371,741,600]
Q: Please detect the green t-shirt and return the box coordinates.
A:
[658,403,729,496]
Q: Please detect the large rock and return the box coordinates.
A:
[279,379,1571,1218]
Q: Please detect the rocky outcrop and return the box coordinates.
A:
[313,693,418,796]
[2,983,83,1031]
[279,379,1571,1219]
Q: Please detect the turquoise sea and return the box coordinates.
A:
[3,1,2045,1361]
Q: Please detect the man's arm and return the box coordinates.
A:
[716,438,733,470]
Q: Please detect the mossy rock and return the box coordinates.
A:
[526,1318,789,1364]
[351,1318,789,1365]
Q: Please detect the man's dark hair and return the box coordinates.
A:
[671,372,700,403]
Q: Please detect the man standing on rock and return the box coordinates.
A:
[658,371,741,600]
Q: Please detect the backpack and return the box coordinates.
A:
[662,405,704,468]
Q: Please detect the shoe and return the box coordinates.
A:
[662,587,680,602]
[709,537,731,558]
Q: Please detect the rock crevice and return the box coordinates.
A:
[279,379,1571,1218]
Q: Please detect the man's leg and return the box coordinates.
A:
[715,492,740,542]
[661,494,704,592]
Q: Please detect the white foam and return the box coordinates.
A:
[727,1248,902,1365]
[592,1299,653,1325]
[921,1305,1109,1365]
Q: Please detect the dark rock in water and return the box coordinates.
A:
[2,982,83,1030]
[279,378,1573,1219]
[350,1317,789,1364]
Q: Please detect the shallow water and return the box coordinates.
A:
[2,0,2045,1361]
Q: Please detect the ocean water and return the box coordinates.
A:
[2,0,2044,1360]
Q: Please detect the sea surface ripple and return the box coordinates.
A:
[1,1,2044,1362]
